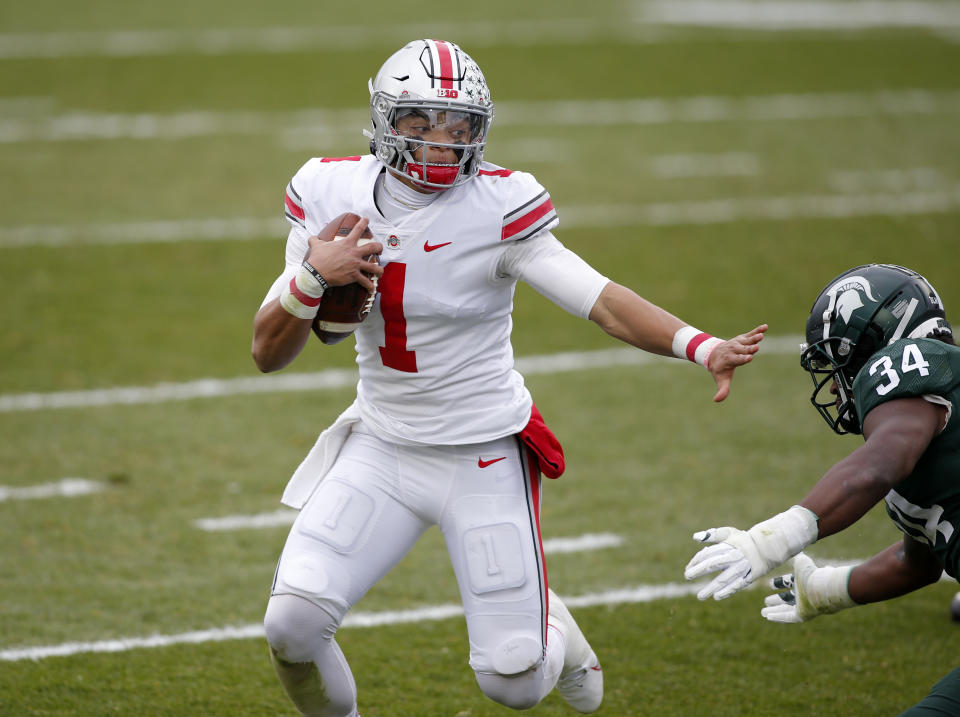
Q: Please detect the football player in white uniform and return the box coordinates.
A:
[252,39,767,716]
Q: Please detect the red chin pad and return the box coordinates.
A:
[406,163,459,189]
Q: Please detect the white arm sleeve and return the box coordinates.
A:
[259,225,312,309]
[498,232,610,319]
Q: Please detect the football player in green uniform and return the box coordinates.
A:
[683,264,959,715]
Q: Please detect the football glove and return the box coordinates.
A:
[761,552,857,623]
[684,505,818,601]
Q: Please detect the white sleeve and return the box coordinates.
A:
[259,225,312,308]
[498,232,609,319]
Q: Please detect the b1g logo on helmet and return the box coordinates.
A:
[437,88,459,98]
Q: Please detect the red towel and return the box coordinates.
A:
[518,403,565,479]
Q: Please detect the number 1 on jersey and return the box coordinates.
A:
[378,262,418,373]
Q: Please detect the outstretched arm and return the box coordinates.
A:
[588,282,766,402]
[685,396,945,600]
[848,535,944,604]
[761,536,942,623]
[800,397,944,538]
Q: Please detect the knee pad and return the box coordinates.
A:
[466,610,546,677]
[490,634,543,676]
[276,552,333,597]
[264,594,339,663]
[475,669,543,711]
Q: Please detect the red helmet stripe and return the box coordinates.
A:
[433,40,455,89]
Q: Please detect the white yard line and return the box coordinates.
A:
[0,2,957,61]
[543,533,625,554]
[564,187,960,227]
[1,89,958,144]
[2,570,953,661]
[640,0,960,30]
[0,368,359,412]
[3,184,959,250]
[649,152,761,178]
[826,167,945,193]
[0,338,804,414]
[0,19,672,60]
[0,582,703,662]
[194,500,626,556]
[193,509,298,531]
[0,478,104,502]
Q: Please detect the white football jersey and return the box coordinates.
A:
[268,154,608,446]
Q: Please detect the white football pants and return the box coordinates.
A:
[263,423,565,715]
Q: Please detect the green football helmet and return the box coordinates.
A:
[800,264,953,434]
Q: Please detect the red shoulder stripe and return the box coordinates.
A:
[502,197,555,241]
[284,193,305,221]
[479,168,513,177]
[320,156,362,163]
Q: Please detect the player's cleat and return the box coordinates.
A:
[548,588,603,713]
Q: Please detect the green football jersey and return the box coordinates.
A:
[852,338,960,578]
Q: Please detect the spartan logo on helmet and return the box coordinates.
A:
[800,264,953,435]
[830,276,877,323]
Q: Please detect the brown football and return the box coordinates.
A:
[309,212,378,345]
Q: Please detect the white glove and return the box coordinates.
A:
[761,552,857,623]
[684,505,818,601]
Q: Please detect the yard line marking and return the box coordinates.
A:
[1,89,958,144]
[827,167,945,193]
[0,338,804,413]
[0,216,286,247]
[563,186,960,227]
[194,509,297,531]
[649,152,761,178]
[0,368,360,412]
[3,184,960,249]
[0,2,957,61]
[193,500,626,557]
[0,478,104,502]
[0,582,703,662]
[640,0,960,30]
[0,19,671,60]
[0,624,267,662]
[543,532,625,554]
[3,570,953,661]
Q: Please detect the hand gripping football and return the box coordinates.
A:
[310,212,379,345]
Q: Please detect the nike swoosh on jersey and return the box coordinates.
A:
[478,456,506,468]
[423,240,453,252]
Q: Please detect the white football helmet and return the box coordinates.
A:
[365,39,494,191]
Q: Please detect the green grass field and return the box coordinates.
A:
[2,1,960,715]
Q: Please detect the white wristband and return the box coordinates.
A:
[672,326,723,369]
[747,505,819,571]
[803,564,857,614]
[279,265,326,320]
